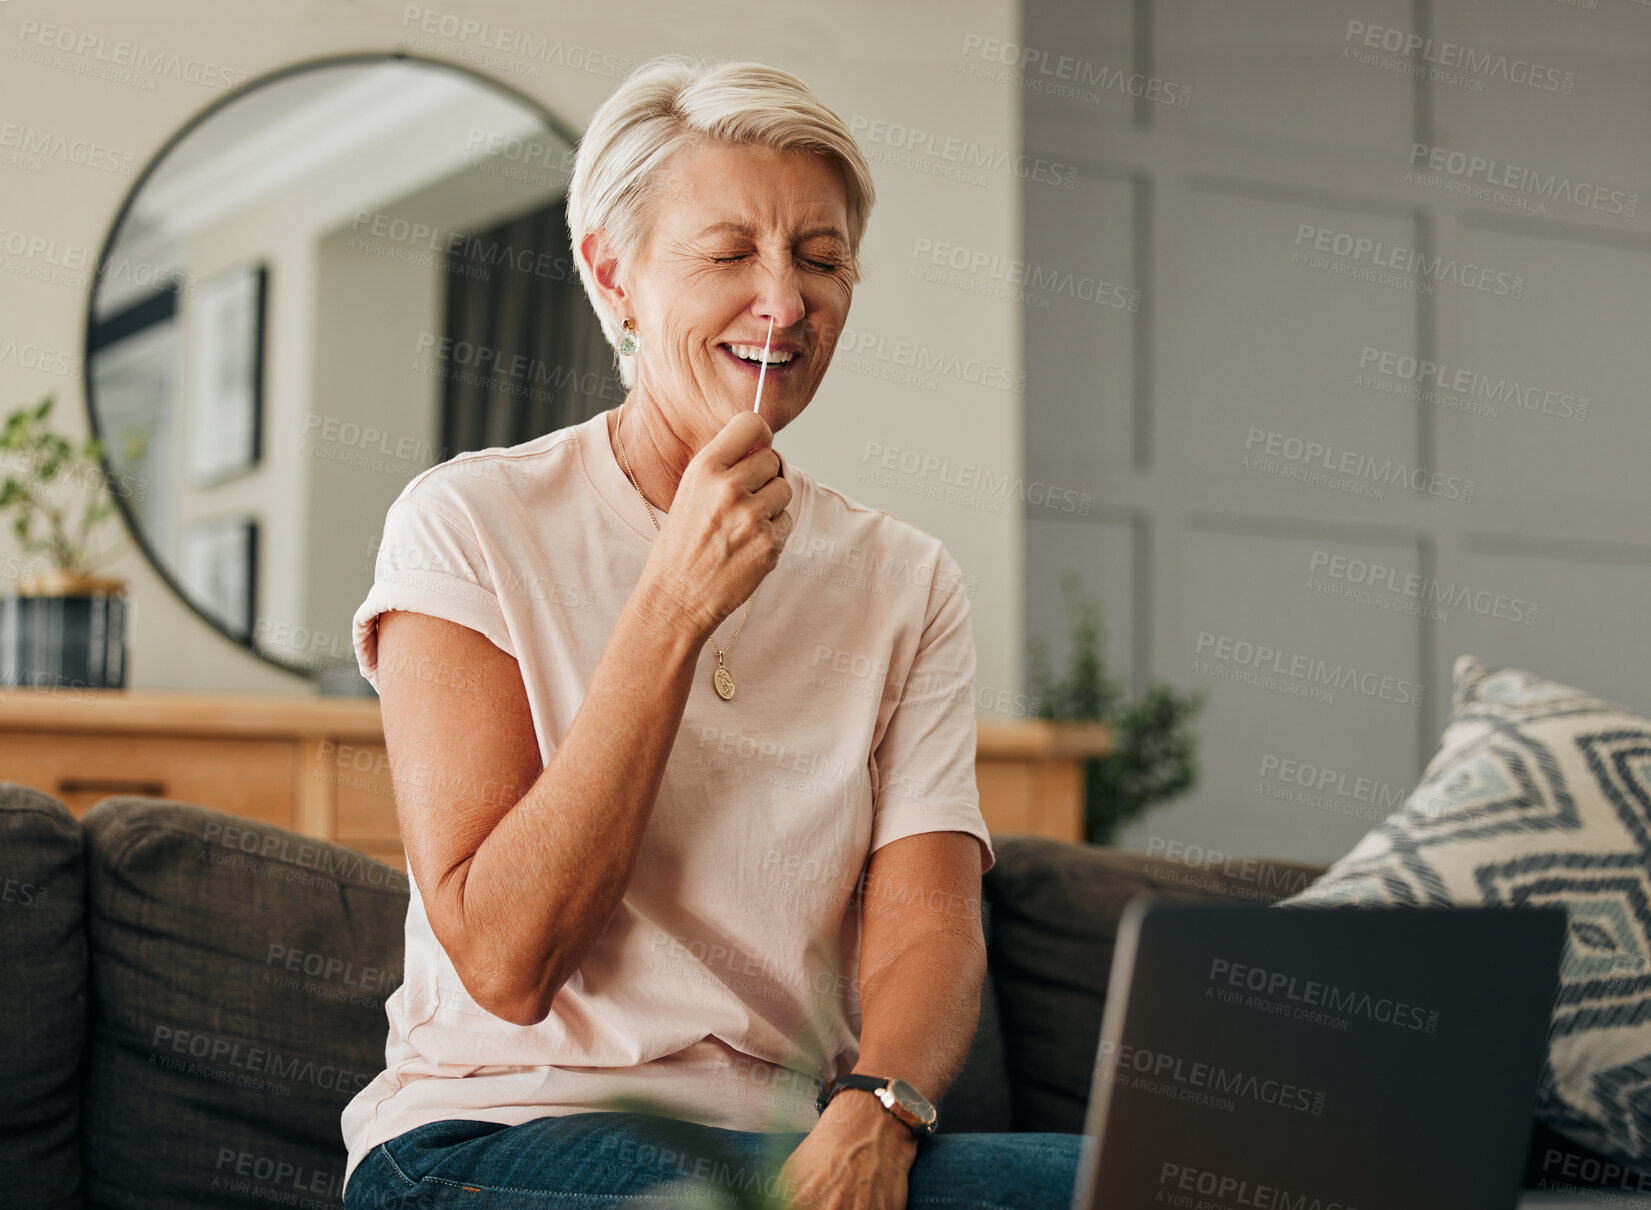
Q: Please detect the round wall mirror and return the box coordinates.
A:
[84,52,619,690]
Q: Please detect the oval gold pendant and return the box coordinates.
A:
[713,664,736,700]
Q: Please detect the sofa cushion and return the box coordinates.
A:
[0,782,86,1210]
[1279,654,1651,1172]
[981,834,1325,1132]
[80,798,408,1210]
[1274,656,1651,1175]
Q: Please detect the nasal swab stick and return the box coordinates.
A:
[752,314,776,413]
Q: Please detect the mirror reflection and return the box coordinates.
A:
[86,54,617,687]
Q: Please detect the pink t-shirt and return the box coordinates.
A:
[340,408,994,1191]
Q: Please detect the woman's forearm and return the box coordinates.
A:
[839,926,989,1120]
[454,591,705,1025]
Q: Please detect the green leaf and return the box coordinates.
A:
[1025,567,1205,844]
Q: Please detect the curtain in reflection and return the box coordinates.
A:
[440,198,625,456]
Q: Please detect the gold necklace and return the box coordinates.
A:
[613,403,754,701]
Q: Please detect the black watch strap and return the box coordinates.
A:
[817,1071,889,1114]
[815,1071,937,1138]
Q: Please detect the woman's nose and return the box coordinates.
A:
[753,263,806,329]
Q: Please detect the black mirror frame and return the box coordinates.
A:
[82,49,583,681]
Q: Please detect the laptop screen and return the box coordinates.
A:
[1072,900,1565,1210]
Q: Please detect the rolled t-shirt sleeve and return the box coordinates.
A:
[868,545,995,874]
[352,489,515,692]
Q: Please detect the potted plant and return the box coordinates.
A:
[0,393,138,690]
[1026,569,1206,845]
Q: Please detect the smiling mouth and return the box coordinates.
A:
[720,342,799,372]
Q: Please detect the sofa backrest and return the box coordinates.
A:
[0,786,1337,1204]
[979,834,1327,1134]
[0,782,88,1210]
[78,796,407,1210]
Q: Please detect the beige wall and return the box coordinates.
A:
[0,0,1023,697]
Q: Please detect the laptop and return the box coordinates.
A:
[1071,898,1571,1210]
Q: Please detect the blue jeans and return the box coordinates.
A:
[344,1112,1085,1209]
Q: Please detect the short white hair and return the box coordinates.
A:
[565,54,875,388]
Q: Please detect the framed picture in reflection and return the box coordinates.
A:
[186,261,265,486]
[179,515,258,642]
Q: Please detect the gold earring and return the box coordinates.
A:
[617,317,640,356]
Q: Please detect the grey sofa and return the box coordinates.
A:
[0,781,1628,1208]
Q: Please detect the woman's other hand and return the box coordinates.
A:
[639,409,793,640]
[777,1091,919,1210]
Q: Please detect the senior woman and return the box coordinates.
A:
[340,55,1082,1210]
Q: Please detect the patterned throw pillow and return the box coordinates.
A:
[1279,654,1651,1168]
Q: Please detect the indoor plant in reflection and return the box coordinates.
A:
[0,392,141,689]
[1026,569,1205,845]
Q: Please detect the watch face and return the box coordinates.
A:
[888,1078,936,1122]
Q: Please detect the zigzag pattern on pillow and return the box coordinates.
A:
[1280,654,1651,1168]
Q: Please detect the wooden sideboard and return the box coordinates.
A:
[0,690,1113,868]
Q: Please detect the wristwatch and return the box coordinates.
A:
[815,1071,938,1139]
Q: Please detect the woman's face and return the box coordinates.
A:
[617,140,855,436]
